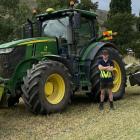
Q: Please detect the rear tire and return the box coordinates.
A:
[21,61,72,114]
[90,47,126,102]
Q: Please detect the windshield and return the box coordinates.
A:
[42,17,69,39]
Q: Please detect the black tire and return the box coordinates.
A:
[21,61,72,114]
[90,47,126,102]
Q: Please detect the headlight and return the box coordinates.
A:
[0,48,14,54]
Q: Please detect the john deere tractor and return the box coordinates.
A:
[0,6,126,114]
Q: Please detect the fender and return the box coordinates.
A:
[8,58,39,93]
[45,55,73,74]
[81,42,119,61]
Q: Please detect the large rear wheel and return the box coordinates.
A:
[22,61,72,114]
[90,47,126,102]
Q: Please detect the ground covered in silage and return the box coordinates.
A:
[0,86,140,140]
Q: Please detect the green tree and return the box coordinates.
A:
[0,18,14,43]
[135,13,140,58]
[36,0,69,13]
[11,2,32,40]
[77,0,98,11]
[106,0,136,53]
[37,0,98,13]
[136,12,140,32]
[109,0,131,16]
[107,13,135,45]
[0,0,32,43]
[0,0,20,16]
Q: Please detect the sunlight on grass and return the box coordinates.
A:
[1,86,140,140]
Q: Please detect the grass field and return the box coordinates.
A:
[0,86,140,140]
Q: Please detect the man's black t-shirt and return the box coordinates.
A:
[98,58,114,83]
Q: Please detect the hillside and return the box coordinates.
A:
[20,0,37,9]
[21,0,108,23]
[96,9,108,25]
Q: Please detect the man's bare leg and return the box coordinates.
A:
[108,89,114,110]
[99,89,105,110]
[108,89,113,102]
[100,89,105,102]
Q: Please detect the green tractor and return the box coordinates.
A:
[0,7,126,114]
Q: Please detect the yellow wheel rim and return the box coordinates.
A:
[44,74,65,104]
[112,61,122,93]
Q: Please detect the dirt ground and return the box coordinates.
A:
[0,86,140,140]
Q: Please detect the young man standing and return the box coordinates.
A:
[98,50,114,111]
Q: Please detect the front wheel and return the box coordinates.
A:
[22,61,72,114]
[90,47,126,101]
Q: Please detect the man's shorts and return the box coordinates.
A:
[100,81,114,89]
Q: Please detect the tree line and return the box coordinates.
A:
[0,0,98,43]
[0,0,139,57]
[106,0,140,57]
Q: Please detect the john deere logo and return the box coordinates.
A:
[40,46,48,56]
[44,46,48,51]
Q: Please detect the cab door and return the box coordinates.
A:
[74,17,96,55]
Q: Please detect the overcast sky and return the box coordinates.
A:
[93,0,139,16]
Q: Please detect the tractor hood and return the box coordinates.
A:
[0,37,56,49]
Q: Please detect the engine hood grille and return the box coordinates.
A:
[0,46,26,79]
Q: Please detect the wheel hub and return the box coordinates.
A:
[45,82,54,96]
[44,74,65,104]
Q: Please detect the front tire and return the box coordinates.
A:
[22,61,72,114]
[90,47,126,102]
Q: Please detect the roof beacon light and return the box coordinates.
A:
[46,8,55,13]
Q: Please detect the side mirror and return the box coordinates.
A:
[73,13,81,29]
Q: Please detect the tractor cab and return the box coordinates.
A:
[23,9,97,57]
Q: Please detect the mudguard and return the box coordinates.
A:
[45,55,73,74]
[81,41,119,61]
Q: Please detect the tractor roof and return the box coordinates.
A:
[36,9,97,21]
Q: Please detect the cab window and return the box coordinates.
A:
[77,17,95,47]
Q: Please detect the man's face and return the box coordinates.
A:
[102,54,109,60]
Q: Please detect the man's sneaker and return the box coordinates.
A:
[99,102,104,111]
[109,101,115,110]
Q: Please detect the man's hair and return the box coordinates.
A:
[102,50,109,55]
